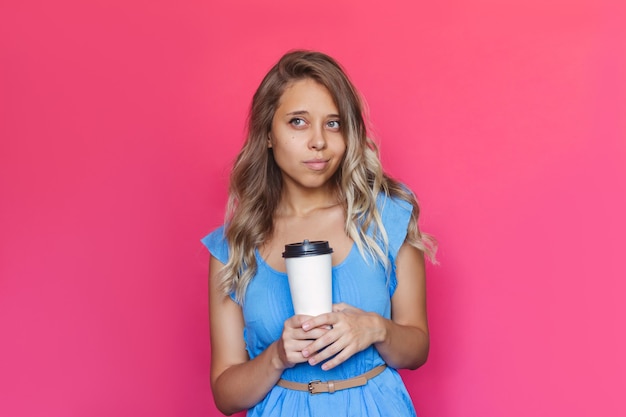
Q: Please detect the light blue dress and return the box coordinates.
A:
[202,193,418,416]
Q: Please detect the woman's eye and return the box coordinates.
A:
[289,118,306,127]
[327,120,341,130]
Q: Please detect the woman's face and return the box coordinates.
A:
[269,78,346,193]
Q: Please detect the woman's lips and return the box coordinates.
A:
[303,159,329,171]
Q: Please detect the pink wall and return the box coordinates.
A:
[1,1,624,416]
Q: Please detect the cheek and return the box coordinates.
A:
[272,126,301,144]
[337,145,346,159]
[271,140,300,162]
[334,137,347,156]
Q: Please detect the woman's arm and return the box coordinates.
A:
[300,241,429,371]
[372,242,429,369]
[209,255,329,415]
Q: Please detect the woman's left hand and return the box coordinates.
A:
[300,302,385,370]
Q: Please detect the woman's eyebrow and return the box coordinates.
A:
[285,110,309,116]
[285,110,341,118]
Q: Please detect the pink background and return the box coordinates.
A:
[1,1,624,416]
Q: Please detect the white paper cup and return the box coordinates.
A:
[282,240,333,316]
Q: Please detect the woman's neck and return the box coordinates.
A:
[276,185,341,218]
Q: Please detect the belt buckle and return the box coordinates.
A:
[308,380,322,395]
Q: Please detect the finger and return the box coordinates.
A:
[281,340,311,355]
[302,331,341,361]
[283,350,311,366]
[290,327,328,341]
[332,303,349,312]
[282,340,319,363]
[319,347,354,370]
[286,314,314,329]
[307,327,332,338]
[333,303,363,314]
[307,338,346,366]
[278,338,314,368]
[301,313,334,331]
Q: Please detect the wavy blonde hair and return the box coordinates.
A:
[220,50,436,303]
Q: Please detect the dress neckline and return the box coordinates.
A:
[255,242,356,275]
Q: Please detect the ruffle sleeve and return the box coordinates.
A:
[201,225,241,304]
[376,193,413,297]
[200,225,229,264]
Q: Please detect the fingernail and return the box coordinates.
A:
[302,323,310,330]
[302,350,309,358]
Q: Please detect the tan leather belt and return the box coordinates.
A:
[276,364,387,394]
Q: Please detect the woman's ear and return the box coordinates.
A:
[267,133,273,148]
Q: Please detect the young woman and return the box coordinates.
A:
[202,50,436,416]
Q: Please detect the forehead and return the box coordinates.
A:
[277,78,338,111]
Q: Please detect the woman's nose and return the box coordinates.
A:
[308,127,327,150]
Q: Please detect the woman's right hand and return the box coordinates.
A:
[276,315,331,369]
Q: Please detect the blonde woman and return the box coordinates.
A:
[202,50,435,416]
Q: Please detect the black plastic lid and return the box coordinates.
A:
[282,240,333,258]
